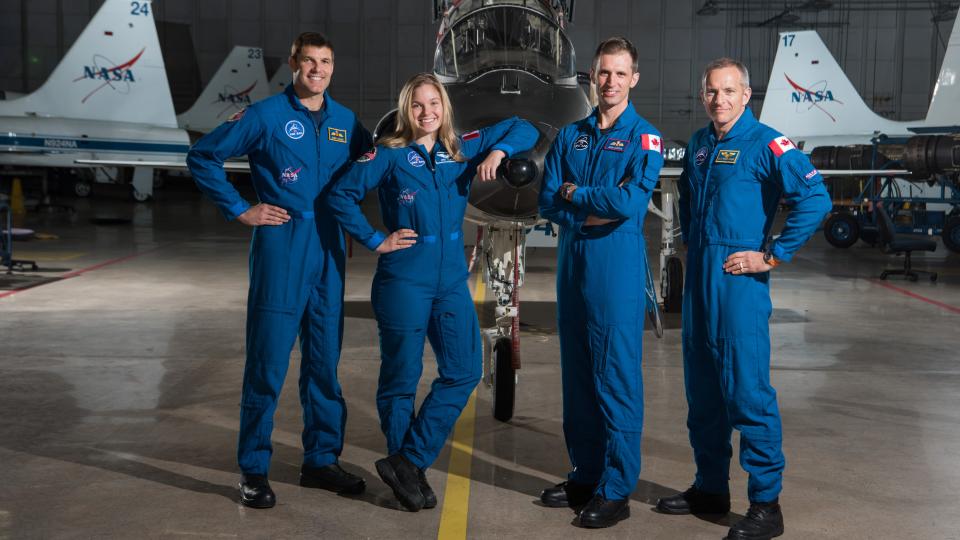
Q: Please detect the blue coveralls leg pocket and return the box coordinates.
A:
[402,284,482,469]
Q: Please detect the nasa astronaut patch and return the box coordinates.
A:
[407,151,425,168]
[285,120,305,140]
[695,146,709,166]
[573,134,589,150]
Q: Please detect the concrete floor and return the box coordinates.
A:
[2,179,959,539]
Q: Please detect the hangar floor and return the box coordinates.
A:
[2,181,959,539]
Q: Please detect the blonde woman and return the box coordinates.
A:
[326,73,537,511]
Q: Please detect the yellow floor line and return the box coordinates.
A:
[436,272,484,539]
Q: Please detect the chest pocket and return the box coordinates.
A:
[704,146,768,247]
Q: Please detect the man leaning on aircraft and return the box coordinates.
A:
[187,32,371,509]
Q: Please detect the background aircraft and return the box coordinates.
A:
[758,15,960,253]
[372,0,682,422]
[0,0,190,202]
[177,46,270,134]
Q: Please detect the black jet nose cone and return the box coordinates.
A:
[500,158,538,189]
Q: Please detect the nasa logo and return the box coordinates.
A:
[804,169,819,180]
[398,188,419,206]
[279,166,302,185]
[285,120,305,140]
[217,82,255,105]
[785,74,843,122]
[573,134,589,151]
[407,151,425,168]
[227,109,246,122]
[75,48,145,102]
[695,146,709,166]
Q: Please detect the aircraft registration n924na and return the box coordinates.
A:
[758,11,960,252]
[0,0,245,202]
[368,0,684,422]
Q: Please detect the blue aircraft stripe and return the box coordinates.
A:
[0,134,190,154]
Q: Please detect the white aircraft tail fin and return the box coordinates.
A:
[925,12,960,128]
[759,30,904,138]
[0,0,178,128]
[177,46,269,133]
[269,64,292,94]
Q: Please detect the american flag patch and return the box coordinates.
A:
[641,134,662,152]
[768,136,796,157]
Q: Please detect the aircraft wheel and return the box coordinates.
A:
[943,217,960,253]
[663,257,683,313]
[491,337,516,423]
[131,188,152,202]
[74,180,92,198]
[824,212,859,248]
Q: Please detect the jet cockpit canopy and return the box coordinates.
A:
[433,0,577,85]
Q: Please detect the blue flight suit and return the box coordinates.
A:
[326,117,538,469]
[678,108,831,502]
[187,85,371,475]
[539,104,663,500]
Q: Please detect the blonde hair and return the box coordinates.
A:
[380,73,464,162]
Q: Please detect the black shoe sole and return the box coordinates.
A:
[540,496,569,508]
[422,496,437,509]
[656,503,731,515]
[723,525,784,540]
[578,505,630,528]
[299,475,366,495]
[239,494,276,509]
[375,459,425,512]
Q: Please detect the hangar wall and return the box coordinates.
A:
[0,0,953,142]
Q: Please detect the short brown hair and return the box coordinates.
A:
[290,32,333,61]
[593,36,638,73]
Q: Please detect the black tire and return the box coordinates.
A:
[943,217,960,253]
[663,257,683,313]
[491,337,516,423]
[73,181,92,198]
[824,212,860,249]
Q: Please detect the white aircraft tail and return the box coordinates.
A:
[925,12,960,128]
[177,46,269,132]
[759,30,906,138]
[0,0,178,128]
[269,64,292,94]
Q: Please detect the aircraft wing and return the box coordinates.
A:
[75,158,251,172]
[657,167,909,178]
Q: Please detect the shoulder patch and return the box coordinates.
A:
[768,136,797,157]
[461,130,480,141]
[357,147,377,163]
[640,134,662,152]
[227,108,246,122]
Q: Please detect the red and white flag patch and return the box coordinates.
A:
[768,136,796,157]
[227,108,246,122]
[461,130,480,141]
[641,134,662,152]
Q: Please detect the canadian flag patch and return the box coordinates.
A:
[768,136,796,157]
[641,134,662,152]
[461,130,480,141]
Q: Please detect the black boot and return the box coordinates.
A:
[418,469,437,509]
[725,501,784,540]
[375,454,425,512]
[239,474,276,509]
[300,463,366,495]
[577,495,630,528]
[656,485,731,515]
[539,481,596,508]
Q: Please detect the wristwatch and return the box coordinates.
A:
[763,250,781,268]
